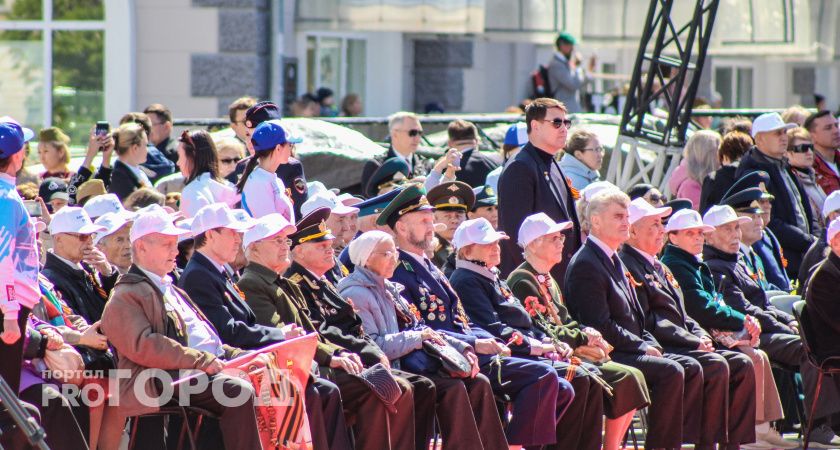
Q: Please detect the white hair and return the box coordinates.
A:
[388,111,418,132]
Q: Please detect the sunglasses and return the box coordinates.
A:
[790,143,814,153]
[539,118,573,129]
[401,129,424,137]
[220,157,242,165]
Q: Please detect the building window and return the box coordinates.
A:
[304,34,366,108]
[714,66,753,108]
[0,0,105,143]
[717,0,794,45]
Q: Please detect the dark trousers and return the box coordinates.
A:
[0,309,29,394]
[670,348,756,446]
[761,332,840,421]
[305,376,352,450]
[19,383,88,450]
[611,351,689,449]
[543,361,604,450]
[480,355,567,447]
[332,370,415,450]
[392,370,435,450]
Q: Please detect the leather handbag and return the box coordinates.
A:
[421,340,472,379]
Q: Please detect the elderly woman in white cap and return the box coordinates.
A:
[507,212,650,450]
[336,230,509,450]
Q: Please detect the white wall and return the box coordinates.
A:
[133,0,219,117]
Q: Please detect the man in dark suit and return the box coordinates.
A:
[445,119,500,188]
[620,198,756,449]
[225,101,309,217]
[360,112,433,195]
[565,190,702,450]
[498,98,582,284]
[735,112,818,276]
[379,184,570,448]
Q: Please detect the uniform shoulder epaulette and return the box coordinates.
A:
[288,273,304,285]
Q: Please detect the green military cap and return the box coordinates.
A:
[290,206,335,248]
[471,185,497,211]
[376,183,434,228]
[426,181,475,212]
[365,157,411,198]
[722,187,765,215]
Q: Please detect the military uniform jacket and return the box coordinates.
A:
[236,262,345,367]
[179,252,286,349]
[390,249,494,348]
[660,244,746,332]
[619,245,708,350]
[752,229,791,291]
[285,261,386,367]
[449,261,538,356]
[324,256,350,286]
[497,143,581,282]
[702,245,794,335]
[432,234,456,276]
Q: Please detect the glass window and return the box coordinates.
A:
[714,66,752,108]
[346,38,366,100]
[53,0,103,21]
[0,30,44,132]
[521,0,555,31]
[305,35,367,109]
[0,0,42,20]
[735,67,753,107]
[714,67,733,108]
[52,29,104,143]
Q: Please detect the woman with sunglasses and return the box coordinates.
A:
[786,126,826,223]
[178,129,240,217]
[236,119,299,221]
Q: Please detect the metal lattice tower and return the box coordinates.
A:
[608,0,720,191]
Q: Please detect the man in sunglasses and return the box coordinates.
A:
[497,97,582,286]
[736,112,818,277]
[360,111,434,197]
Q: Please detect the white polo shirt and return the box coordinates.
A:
[241,167,295,222]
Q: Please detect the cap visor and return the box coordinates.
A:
[22,127,34,142]
[477,231,509,244]
[159,225,192,237]
[332,204,360,215]
[666,224,715,233]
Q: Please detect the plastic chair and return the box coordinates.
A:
[791,300,840,450]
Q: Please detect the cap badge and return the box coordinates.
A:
[449,196,461,205]
[447,184,459,192]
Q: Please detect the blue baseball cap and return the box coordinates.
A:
[0,117,34,158]
[356,187,403,217]
[503,122,528,147]
[250,119,303,152]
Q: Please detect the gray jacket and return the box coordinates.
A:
[547,52,587,113]
[558,153,600,190]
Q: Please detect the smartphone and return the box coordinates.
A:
[95,121,110,137]
[23,200,42,217]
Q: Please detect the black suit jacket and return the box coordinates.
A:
[699,163,739,214]
[285,261,386,366]
[736,147,817,274]
[497,143,582,283]
[107,160,144,202]
[564,239,659,355]
[41,252,118,324]
[179,252,285,349]
[619,245,708,350]
[803,252,840,360]
[454,148,500,188]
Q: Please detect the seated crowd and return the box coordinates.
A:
[4,97,840,450]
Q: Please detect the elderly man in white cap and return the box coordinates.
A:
[621,199,758,450]
[93,210,135,275]
[83,193,134,220]
[300,191,360,284]
[99,206,263,450]
[736,112,818,277]
[40,206,116,323]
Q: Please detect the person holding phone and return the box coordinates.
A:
[68,122,115,205]
[0,116,40,394]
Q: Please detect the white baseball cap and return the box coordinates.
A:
[823,191,840,219]
[702,204,752,228]
[48,206,106,235]
[751,112,796,138]
[83,193,136,220]
[452,218,508,249]
[580,181,620,202]
[191,203,256,236]
[628,197,672,226]
[664,208,714,233]
[242,213,297,250]
[827,217,840,243]
[301,191,360,217]
[130,208,191,243]
[230,208,257,228]
[517,212,573,248]
[93,212,132,245]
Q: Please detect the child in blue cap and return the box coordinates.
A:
[236,119,303,221]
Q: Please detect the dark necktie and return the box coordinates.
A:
[610,254,625,281]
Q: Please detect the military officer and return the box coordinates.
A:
[426,180,475,275]
[468,185,499,230]
[378,184,571,448]
[364,156,411,198]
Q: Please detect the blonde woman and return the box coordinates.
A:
[107,123,150,201]
[668,130,722,209]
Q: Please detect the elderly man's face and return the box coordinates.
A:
[53,232,94,263]
[293,240,336,275]
[326,213,354,249]
[135,234,179,276]
[396,210,435,252]
[207,227,243,264]
[809,114,840,150]
[251,229,293,272]
[755,129,788,159]
[590,202,630,247]
[738,212,763,245]
[706,221,742,254]
[390,117,423,156]
[669,228,706,256]
[97,223,132,270]
[629,215,666,255]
